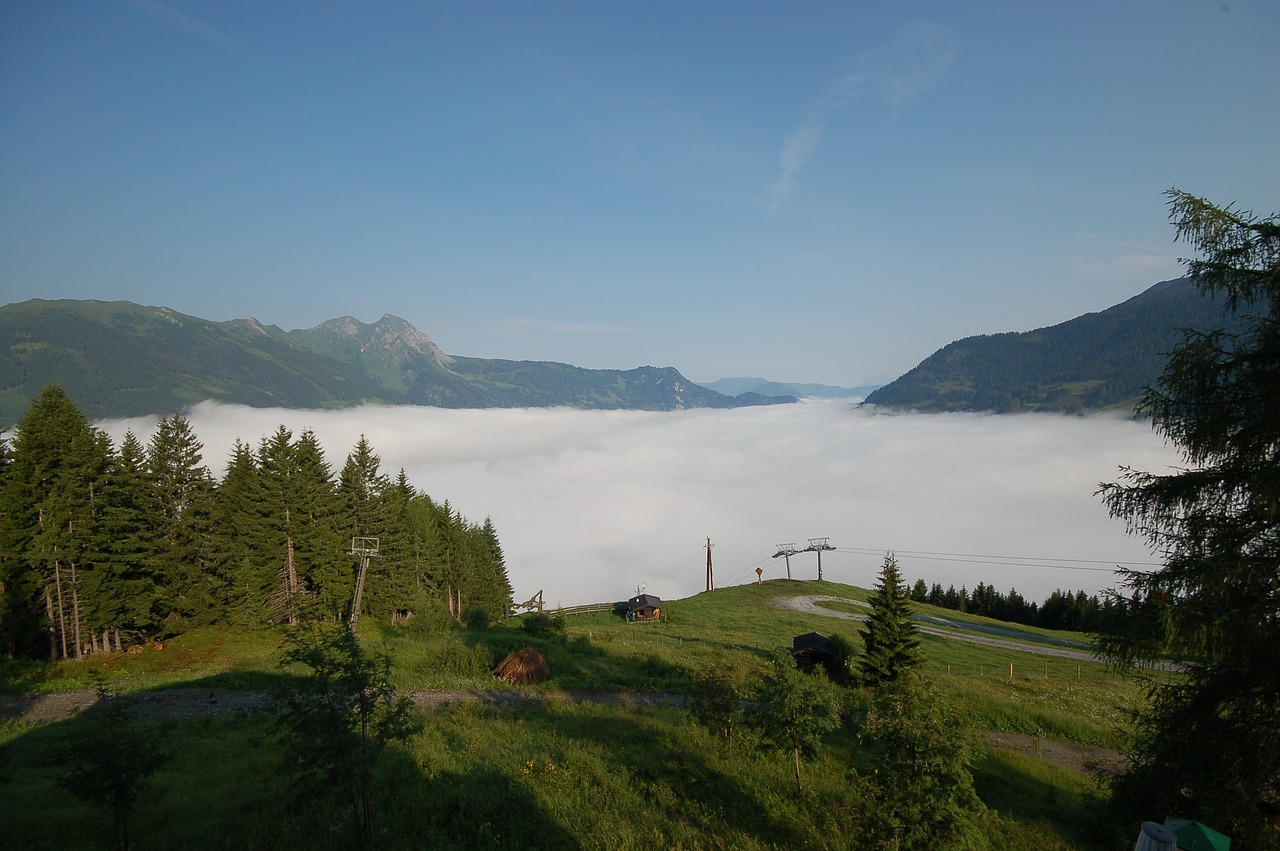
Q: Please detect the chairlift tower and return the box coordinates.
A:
[804,537,835,581]
[772,543,801,579]
[348,537,380,628]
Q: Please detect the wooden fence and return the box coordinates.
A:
[550,602,616,617]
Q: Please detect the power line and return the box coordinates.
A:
[712,540,1162,593]
[833,546,1160,573]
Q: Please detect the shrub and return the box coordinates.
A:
[521,612,565,637]
[462,606,490,631]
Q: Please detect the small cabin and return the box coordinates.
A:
[627,593,663,623]
[791,632,835,672]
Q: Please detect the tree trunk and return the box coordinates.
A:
[285,533,298,626]
[70,561,83,661]
[793,745,803,795]
[44,588,57,660]
[53,559,68,660]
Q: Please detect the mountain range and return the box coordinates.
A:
[695,377,880,400]
[1,276,1240,423]
[864,277,1242,413]
[0,300,794,423]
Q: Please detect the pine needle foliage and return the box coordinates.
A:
[1097,189,1280,845]
[859,552,923,686]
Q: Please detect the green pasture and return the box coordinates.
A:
[0,579,1152,849]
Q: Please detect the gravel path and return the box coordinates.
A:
[0,687,684,725]
[773,594,1106,663]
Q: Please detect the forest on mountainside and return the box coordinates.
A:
[865,277,1247,413]
[0,384,513,660]
[0,300,788,423]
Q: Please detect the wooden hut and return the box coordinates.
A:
[627,593,663,623]
[791,632,835,672]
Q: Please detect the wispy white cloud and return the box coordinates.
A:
[128,0,242,51]
[772,21,957,212]
[1072,243,1182,277]
[99,400,1177,608]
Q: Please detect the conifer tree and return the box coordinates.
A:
[338,436,404,620]
[210,439,269,624]
[1098,191,1280,843]
[477,516,514,617]
[0,385,113,658]
[289,430,348,622]
[82,430,158,646]
[859,553,922,686]
[146,413,215,629]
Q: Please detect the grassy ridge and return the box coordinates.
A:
[0,580,1143,849]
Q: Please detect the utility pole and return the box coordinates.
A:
[348,537,380,628]
[804,537,834,581]
[705,537,714,591]
[772,543,801,580]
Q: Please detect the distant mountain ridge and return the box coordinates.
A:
[696,377,880,400]
[864,277,1243,413]
[0,300,793,422]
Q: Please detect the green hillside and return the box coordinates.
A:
[0,299,790,422]
[0,579,1153,849]
[865,277,1244,413]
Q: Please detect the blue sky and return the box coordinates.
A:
[3,1,1277,386]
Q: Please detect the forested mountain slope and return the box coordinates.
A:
[864,277,1243,413]
[0,300,791,422]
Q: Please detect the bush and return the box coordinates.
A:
[521,612,565,637]
[56,675,168,851]
[462,606,490,631]
[687,664,744,743]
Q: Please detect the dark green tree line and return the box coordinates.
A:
[0,385,514,658]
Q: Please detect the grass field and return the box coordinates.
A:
[0,579,1150,849]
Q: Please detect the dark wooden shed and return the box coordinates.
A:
[791,632,835,672]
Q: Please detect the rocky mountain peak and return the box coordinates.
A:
[311,314,453,367]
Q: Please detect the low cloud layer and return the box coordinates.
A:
[100,400,1180,608]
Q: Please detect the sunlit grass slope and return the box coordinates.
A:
[0,579,1147,849]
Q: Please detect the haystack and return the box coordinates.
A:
[494,646,550,685]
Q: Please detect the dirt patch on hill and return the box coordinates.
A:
[982,731,1125,777]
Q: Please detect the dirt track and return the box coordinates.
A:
[773,594,1106,662]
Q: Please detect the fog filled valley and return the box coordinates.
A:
[102,398,1179,608]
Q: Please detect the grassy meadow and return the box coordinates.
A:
[0,579,1153,849]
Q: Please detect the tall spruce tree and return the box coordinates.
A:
[0,385,109,658]
[338,436,403,621]
[477,516,513,618]
[146,413,215,630]
[81,430,157,647]
[1097,191,1279,844]
[289,430,348,622]
[859,552,922,686]
[210,439,269,624]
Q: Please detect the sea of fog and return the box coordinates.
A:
[99,399,1181,609]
